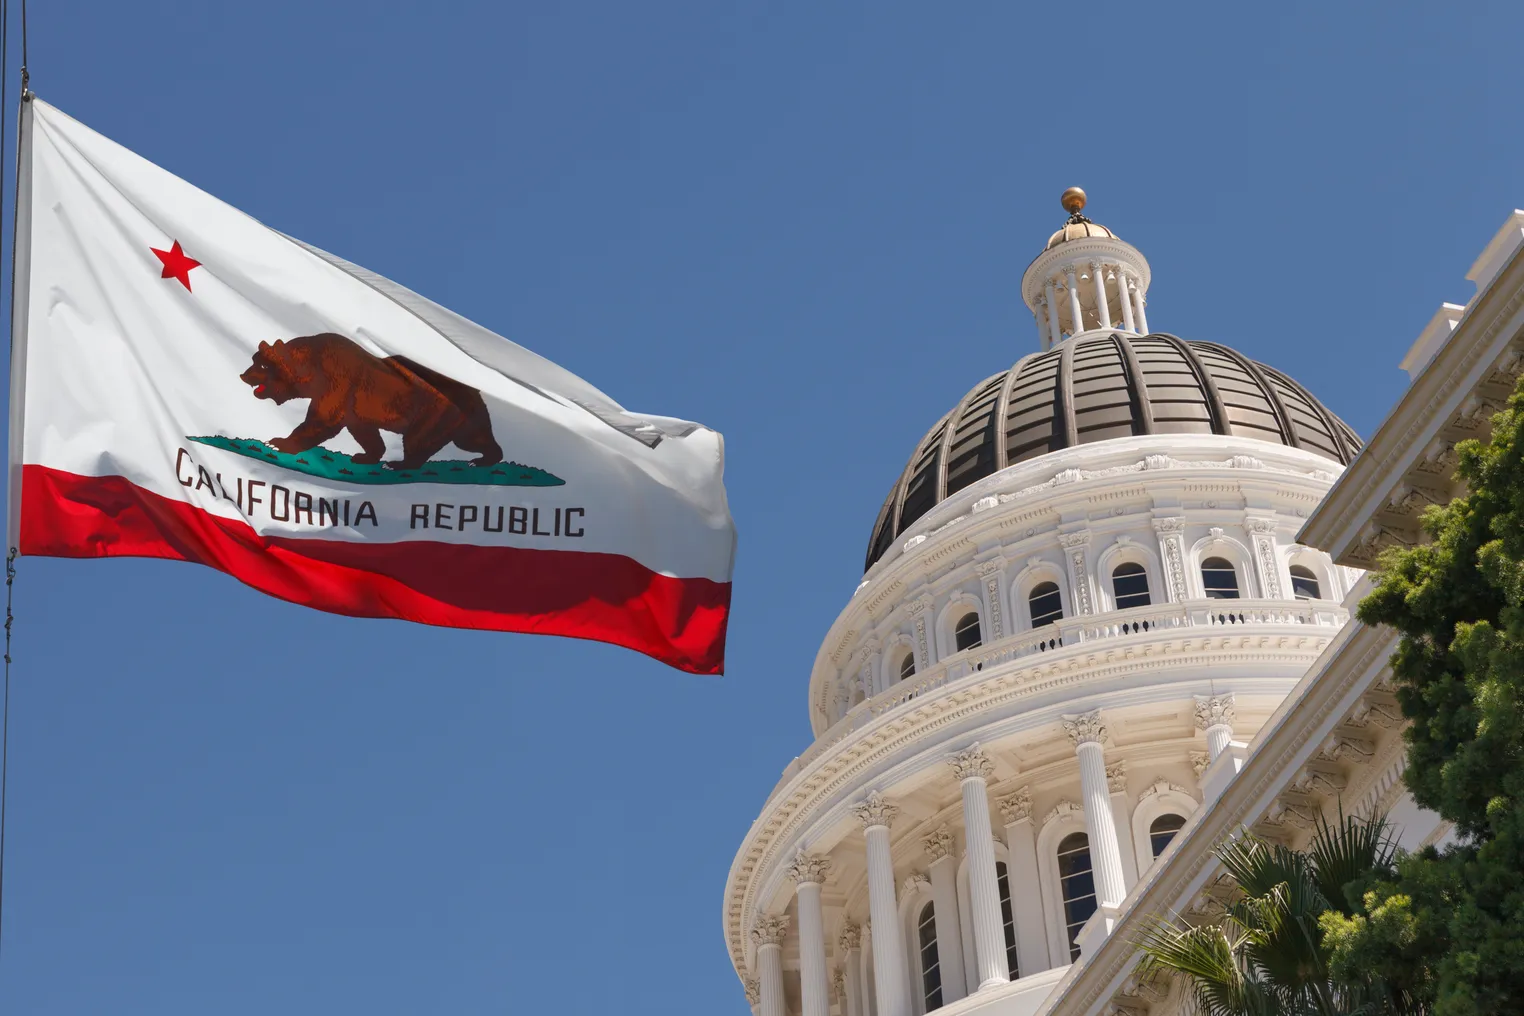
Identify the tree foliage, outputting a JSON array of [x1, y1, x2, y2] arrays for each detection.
[[1328, 383, 1524, 1014], [1138, 813, 1396, 1016]]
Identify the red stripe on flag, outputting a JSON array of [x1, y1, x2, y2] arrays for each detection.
[[19, 464, 730, 674]]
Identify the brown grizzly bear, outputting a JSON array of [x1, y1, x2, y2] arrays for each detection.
[[239, 333, 503, 471]]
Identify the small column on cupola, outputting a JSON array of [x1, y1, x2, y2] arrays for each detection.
[[1021, 187, 1154, 350]]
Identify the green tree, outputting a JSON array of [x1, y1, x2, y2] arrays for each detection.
[[1323, 381, 1524, 1015], [1138, 813, 1396, 1016]]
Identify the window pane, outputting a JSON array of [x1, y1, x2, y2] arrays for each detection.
[[997, 861, 1020, 979], [1150, 813, 1187, 858], [1057, 833, 1097, 960], [1111, 562, 1151, 609], [954, 611, 983, 653], [899, 652, 916, 681], [918, 901, 942, 1010], [1289, 565, 1321, 600], [1029, 582, 1064, 627], [1201, 557, 1240, 599]]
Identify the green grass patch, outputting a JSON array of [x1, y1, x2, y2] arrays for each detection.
[[187, 436, 565, 487]]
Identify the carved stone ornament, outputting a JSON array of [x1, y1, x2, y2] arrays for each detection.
[[1266, 797, 1318, 830], [1194, 693, 1236, 731], [1142, 778, 1189, 798], [1209, 526, 1225, 538], [1293, 765, 1348, 797], [1045, 799, 1083, 826], [1151, 515, 1185, 533], [1321, 733, 1376, 764], [838, 921, 862, 952], [1062, 709, 1107, 746], [948, 743, 995, 782], [1350, 696, 1403, 729], [902, 871, 931, 896], [744, 978, 761, 1006], [975, 557, 1004, 577], [923, 825, 956, 863], [751, 913, 790, 948], [1244, 516, 1278, 534], [853, 791, 899, 829], [1106, 760, 1128, 794], [833, 970, 846, 998], [997, 787, 1033, 824], [787, 851, 832, 887], [1190, 750, 1211, 776], [1057, 530, 1091, 549]]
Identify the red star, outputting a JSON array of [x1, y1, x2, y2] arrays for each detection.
[[151, 240, 201, 291]]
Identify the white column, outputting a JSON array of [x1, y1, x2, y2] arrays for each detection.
[[1106, 761, 1140, 891], [1116, 270, 1136, 332], [752, 915, 790, 1016], [1061, 712, 1127, 908], [998, 789, 1051, 977], [922, 827, 968, 1002], [840, 924, 864, 1016], [744, 979, 761, 1016], [854, 792, 911, 1016], [1033, 298, 1049, 348], [789, 853, 833, 1016], [1090, 261, 1112, 329], [1195, 694, 1236, 760], [1132, 284, 1149, 334], [1065, 268, 1083, 335], [1044, 282, 1063, 347], [948, 745, 1010, 989]]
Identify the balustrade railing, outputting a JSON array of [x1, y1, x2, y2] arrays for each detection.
[[773, 599, 1348, 789]]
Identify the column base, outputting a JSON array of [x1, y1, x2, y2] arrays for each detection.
[[977, 976, 1012, 992]]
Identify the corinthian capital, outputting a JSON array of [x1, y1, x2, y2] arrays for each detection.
[[997, 787, 1033, 824], [947, 743, 995, 782], [923, 825, 955, 863], [902, 871, 931, 896], [786, 851, 832, 887], [751, 913, 790, 948], [743, 979, 761, 1005], [1194, 693, 1236, 731], [852, 791, 899, 830], [1062, 709, 1107, 746], [1106, 760, 1127, 793], [838, 921, 862, 952]]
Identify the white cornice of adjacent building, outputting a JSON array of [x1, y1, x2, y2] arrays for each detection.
[[1299, 210, 1524, 566]]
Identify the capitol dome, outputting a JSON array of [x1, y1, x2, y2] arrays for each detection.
[[864, 334, 1361, 568], [723, 190, 1363, 1016]]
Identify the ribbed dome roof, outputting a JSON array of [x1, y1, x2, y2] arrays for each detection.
[[1046, 219, 1116, 248], [863, 332, 1361, 571]]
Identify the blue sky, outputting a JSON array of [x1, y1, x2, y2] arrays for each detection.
[[2, 2, 1523, 1014]]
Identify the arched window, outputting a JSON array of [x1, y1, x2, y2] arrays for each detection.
[[996, 861, 1020, 979], [917, 900, 942, 1010], [954, 611, 983, 653], [899, 651, 916, 682], [1057, 832, 1097, 960], [1201, 557, 1240, 599], [1289, 564, 1321, 600], [1029, 582, 1064, 627], [1149, 813, 1187, 858], [1111, 562, 1151, 609]]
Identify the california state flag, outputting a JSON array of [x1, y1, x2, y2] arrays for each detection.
[[6, 98, 736, 674]]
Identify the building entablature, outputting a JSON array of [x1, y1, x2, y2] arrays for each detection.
[[1301, 209, 1524, 567]]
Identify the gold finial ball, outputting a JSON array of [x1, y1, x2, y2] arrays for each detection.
[[1060, 187, 1087, 215]]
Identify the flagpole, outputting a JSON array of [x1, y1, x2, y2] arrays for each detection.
[[0, 0, 30, 959]]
